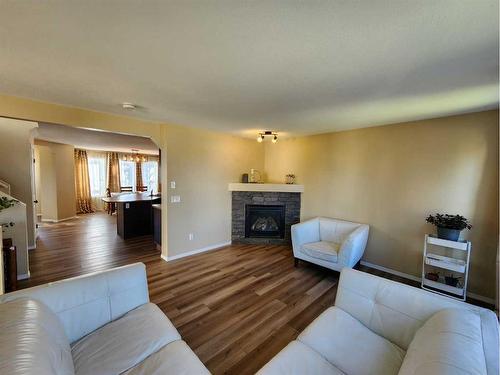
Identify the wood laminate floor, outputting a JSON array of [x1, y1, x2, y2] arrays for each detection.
[[20, 213, 337, 374], [18, 212, 493, 374]]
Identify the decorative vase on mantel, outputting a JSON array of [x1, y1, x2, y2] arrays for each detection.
[[285, 174, 295, 184], [249, 169, 261, 183]]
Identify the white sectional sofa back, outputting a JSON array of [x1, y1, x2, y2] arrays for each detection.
[[258, 268, 499, 375], [0, 263, 149, 344], [336, 269, 499, 373], [336, 268, 493, 348]]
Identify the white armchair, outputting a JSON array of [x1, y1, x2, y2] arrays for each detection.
[[291, 217, 369, 271]]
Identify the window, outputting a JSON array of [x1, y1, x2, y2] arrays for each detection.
[[88, 154, 107, 197], [119, 160, 136, 190], [142, 161, 159, 193]]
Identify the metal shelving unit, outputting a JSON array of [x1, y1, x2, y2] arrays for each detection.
[[421, 234, 471, 301]]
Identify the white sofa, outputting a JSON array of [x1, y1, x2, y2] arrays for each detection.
[[258, 268, 499, 375], [0, 263, 209, 375], [292, 217, 369, 271]]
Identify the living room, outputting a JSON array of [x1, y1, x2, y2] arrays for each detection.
[[0, 1, 498, 375]]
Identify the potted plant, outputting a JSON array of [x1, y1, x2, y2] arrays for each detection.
[[425, 213, 472, 241], [0, 196, 16, 213]]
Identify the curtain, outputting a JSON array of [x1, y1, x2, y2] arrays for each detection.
[[74, 149, 94, 214], [107, 152, 121, 192], [136, 160, 143, 189], [87, 151, 107, 211]]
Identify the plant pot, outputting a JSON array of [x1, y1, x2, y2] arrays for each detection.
[[445, 276, 459, 287], [436, 227, 461, 241]]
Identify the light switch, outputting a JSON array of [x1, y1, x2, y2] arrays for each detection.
[[170, 195, 181, 203], [170, 181, 176, 189]]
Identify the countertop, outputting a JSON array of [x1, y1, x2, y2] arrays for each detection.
[[102, 192, 161, 203]]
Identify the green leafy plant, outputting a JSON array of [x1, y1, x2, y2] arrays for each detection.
[[426, 213, 472, 230], [0, 196, 17, 213]]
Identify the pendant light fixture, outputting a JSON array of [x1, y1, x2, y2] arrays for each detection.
[[122, 149, 146, 162]]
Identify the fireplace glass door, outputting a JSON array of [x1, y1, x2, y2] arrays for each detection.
[[245, 204, 285, 239]]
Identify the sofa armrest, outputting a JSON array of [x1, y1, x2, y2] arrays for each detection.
[[291, 218, 320, 257], [338, 224, 369, 267]]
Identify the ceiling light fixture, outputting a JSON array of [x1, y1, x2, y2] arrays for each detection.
[[257, 131, 278, 143], [122, 102, 137, 110], [122, 149, 146, 162]]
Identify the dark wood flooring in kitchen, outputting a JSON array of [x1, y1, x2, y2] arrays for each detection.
[[18, 212, 493, 374]]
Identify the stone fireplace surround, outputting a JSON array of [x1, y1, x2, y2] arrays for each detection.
[[231, 189, 301, 244]]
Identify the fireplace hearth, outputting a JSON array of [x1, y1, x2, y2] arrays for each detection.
[[245, 205, 285, 239]]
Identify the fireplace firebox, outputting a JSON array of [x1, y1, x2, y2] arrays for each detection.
[[245, 204, 285, 239]]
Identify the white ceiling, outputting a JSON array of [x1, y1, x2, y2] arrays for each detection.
[[0, 1, 498, 137], [35, 123, 159, 155]]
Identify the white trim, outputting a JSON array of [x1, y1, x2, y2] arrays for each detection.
[[360, 260, 421, 282], [161, 241, 231, 262], [228, 183, 304, 193], [41, 216, 78, 223], [28, 245, 36, 250], [17, 271, 30, 281], [360, 260, 495, 305], [467, 292, 496, 305]]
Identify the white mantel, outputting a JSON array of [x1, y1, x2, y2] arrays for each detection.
[[228, 183, 304, 193]]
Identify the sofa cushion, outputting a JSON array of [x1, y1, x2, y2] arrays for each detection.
[[398, 309, 488, 375], [257, 340, 345, 375], [298, 306, 405, 375], [0, 298, 75, 375], [71, 303, 181, 375], [301, 241, 339, 262], [123, 340, 210, 375]]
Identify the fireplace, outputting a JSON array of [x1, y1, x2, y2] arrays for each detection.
[[245, 204, 285, 239], [231, 190, 300, 244]]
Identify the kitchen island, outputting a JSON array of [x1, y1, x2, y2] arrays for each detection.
[[102, 193, 161, 239]]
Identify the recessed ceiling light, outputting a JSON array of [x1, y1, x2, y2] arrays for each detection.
[[122, 102, 136, 110]]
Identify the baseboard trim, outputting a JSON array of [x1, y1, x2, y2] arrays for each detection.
[[161, 241, 231, 262], [17, 271, 30, 281], [41, 216, 78, 223], [360, 260, 421, 282], [360, 260, 495, 305]]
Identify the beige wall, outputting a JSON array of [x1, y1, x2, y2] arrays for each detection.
[[0, 117, 38, 248], [54, 144, 76, 220], [1, 94, 497, 300], [35, 141, 76, 221], [0, 94, 264, 261], [162, 125, 264, 258], [265, 110, 499, 299], [0, 94, 161, 144]]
